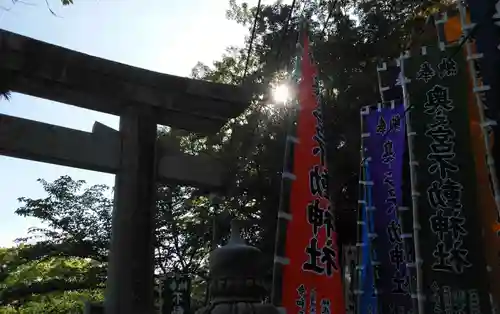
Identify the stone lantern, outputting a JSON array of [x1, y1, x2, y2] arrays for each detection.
[[196, 220, 280, 314]]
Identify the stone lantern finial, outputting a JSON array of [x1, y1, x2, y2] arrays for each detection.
[[196, 218, 279, 314]]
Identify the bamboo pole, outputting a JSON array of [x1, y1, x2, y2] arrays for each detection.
[[399, 52, 425, 314], [270, 45, 302, 309], [357, 105, 379, 314], [355, 153, 368, 314]]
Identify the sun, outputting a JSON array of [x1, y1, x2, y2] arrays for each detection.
[[272, 84, 290, 104]]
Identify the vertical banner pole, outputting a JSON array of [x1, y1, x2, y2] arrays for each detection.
[[355, 159, 366, 314], [376, 63, 387, 103], [343, 244, 357, 314], [271, 47, 301, 309], [356, 162, 375, 314], [357, 107, 378, 314], [399, 52, 425, 314]]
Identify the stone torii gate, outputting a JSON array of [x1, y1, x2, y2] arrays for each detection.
[[0, 30, 251, 313]]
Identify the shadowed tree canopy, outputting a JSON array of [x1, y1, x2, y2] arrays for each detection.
[[0, 0, 454, 310], [192, 0, 454, 245]]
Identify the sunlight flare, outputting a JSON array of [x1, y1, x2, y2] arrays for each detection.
[[272, 84, 291, 104]]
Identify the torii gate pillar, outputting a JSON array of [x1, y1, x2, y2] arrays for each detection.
[[105, 106, 158, 314], [0, 29, 254, 314]]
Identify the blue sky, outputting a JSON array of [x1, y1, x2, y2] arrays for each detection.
[[0, 0, 274, 247]]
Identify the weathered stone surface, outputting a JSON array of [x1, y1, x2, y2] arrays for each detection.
[[0, 114, 225, 189], [0, 29, 252, 134], [0, 114, 119, 172], [157, 153, 224, 188], [105, 106, 157, 314]]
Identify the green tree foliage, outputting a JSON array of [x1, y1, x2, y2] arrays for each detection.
[[0, 130, 223, 310], [0, 246, 103, 312], [0, 0, 455, 310], [193, 0, 454, 245]]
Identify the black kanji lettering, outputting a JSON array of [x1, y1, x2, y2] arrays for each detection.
[[449, 211, 468, 240], [377, 116, 387, 134], [321, 239, 339, 276], [297, 284, 306, 295], [296, 299, 306, 307], [427, 154, 459, 180], [312, 109, 324, 127], [452, 289, 467, 314], [430, 209, 450, 241], [391, 270, 408, 294], [442, 286, 452, 314], [432, 242, 453, 272], [424, 85, 454, 115], [389, 243, 405, 269], [468, 290, 481, 314], [312, 127, 326, 166], [437, 57, 458, 78], [416, 61, 436, 83], [447, 239, 472, 274], [426, 116, 455, 143], [307, 200, 325, 236], [387, 220, 402, 243], [386, 201, 397, 215], [426, 126, 456, 158], [309, 165, 329, 198], [303, 237, 324, 274], [427, 179, 463, 210], [382, 140, 396, 164], [324, 209, 335, 239], [390, 114, 401, 132], [320, 299, 331, 314], [383, 171, 394, 187], [386, 188, 397, 214], [426, 114, 459, 179]]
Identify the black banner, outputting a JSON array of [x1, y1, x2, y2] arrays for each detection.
[[161, 274, 191, 314], [377, 60, 403, 103], [403, 46, 491, 314]]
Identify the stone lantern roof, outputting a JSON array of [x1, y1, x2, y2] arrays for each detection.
[[196, 220, 279, 314], [209, 220, 265, 303]]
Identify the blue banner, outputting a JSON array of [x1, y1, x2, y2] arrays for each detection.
[[358, 161, 378, 314], [364, 104, 412, 314]]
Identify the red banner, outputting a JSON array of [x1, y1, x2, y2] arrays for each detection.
[[281, 33, 345, 314]]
